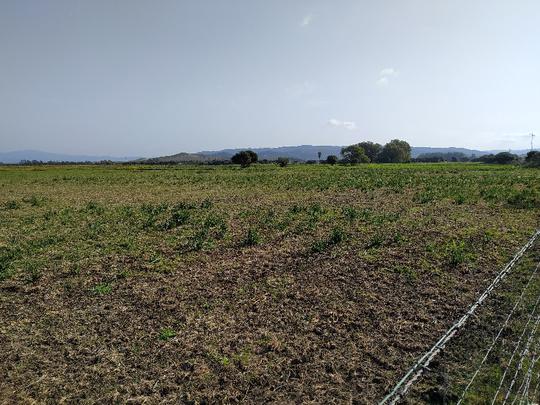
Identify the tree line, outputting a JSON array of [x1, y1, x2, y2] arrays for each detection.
[[6, 145, 539, 168]]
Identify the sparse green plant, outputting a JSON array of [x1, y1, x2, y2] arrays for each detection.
[[367, 234, 384, 249], [329, 227, 346, 245], [200, 198, 213, 209], [159, 328, 176, 341], [85, 200, 104, 214], [92, 283, 112, 295], [454, 194, 466, 204], [444, 240, 475, 267], [342, 206, 359, 222], [311, 227, 347, 253], [161, 208, 190, 230], [23, 260, 42, 283], [4, 200, 20, 210], [242, 228, 261, 247], [23, 195, 45, 207], [507, 188, 539, 209]]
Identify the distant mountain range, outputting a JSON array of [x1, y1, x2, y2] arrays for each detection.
[[0, 146, 532, 164], [0, 150, 140, 164]]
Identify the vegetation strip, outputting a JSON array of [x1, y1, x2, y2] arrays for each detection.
[[379, 229, 540, 405]]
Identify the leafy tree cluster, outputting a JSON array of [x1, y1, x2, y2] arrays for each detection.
[[326, 155, 338, 165], [414, 152, 470, 163], [276, 157, 289, 167], [473, 152, 519, 165], [340, 140, 411, 163], [524, 151, 540, 167], [231, 150, 258, 167]]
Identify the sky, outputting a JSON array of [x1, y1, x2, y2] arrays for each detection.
[[1, 0, 539, 157]]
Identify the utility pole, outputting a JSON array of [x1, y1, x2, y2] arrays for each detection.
[[531, 133, 536, 151]]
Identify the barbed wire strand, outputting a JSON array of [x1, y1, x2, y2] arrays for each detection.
[[503, 315, 540, 404], [509, 326, 540, 405], [514, 331, 540, 404], [517, 351, 539, 405], [456, 261, 540, 404], [530, 370, 540, 403], [490, 294, 540, 405], [379, 230, 540, 405]]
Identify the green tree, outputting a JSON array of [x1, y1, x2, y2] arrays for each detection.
[[493, 152, 518, 164], [326, 155, 338, 165], [357, 142, 382, 162], [525, 151, 540, 167], [231, 150, 258, 167], [377, 139, 411, 163], [276, 157, 289, 167], [246, 150, 258, 163], [341, 145, 370, 163]]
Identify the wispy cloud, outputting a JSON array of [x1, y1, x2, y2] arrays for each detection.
[[328, 119, 357, 130], [300, 14, 312, 27], [377, 67, 398, 86]]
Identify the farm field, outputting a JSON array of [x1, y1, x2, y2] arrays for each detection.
[[0, 163, 539, 403]]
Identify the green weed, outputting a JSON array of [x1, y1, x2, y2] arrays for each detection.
[[159, 328, 176, 341]]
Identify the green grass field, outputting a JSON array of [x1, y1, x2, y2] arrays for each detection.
[[0, 163, 539, 402]]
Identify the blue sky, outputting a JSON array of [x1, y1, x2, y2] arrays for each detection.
[[1, 0, 539, 156]]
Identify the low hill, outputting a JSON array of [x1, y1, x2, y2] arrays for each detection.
[[200, 145, 343, 161], [0, 150, 139, 164], [141, 152, 229, 164]]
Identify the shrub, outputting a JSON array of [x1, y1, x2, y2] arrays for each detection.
[[326, 155, 338, 165], [276, 157, 289, 167]]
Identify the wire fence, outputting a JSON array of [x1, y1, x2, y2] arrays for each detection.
[[379, 229, 540, 405]]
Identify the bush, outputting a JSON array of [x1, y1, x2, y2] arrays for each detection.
[[276, 157, 289, 167], [326, 155, 338, 165], [475, 152, 519, 164]]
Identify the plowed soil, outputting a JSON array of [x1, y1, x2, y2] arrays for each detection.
[[0, 163, 539, 403]]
